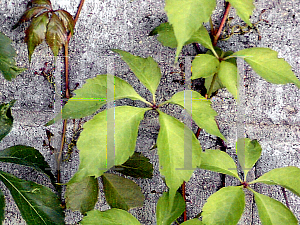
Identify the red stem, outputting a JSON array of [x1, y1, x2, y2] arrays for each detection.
[[67, 0, 85, 42], [182, 181, 187, 221], [56, 0, 85, 187], [213, 2, 231, 46]]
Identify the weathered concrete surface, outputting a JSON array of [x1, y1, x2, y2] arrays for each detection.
[[0, 0, 300, 224]]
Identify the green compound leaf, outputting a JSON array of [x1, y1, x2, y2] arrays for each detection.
[[226, 0, 255, 26], [46, 74, 148, 126], [31, 0, 52, 6], [80, 209, 141, 225], [233, 48, 300, 88], [25, 12, 49, 62], [164, 90, 225, 140], [0, 145, 56, 186], [181, 219, 203, 225], [250, 189, 298, 225], [113, 50, 161, 96], [0, 33, 26, 81], [236, 138, 262, 180], [0, 100, 16, 142], [250, 167, 300, 197], [69, 106, 149, 183], [192, 54, 220, 79], [0, 189, 4, 224], [199, 149, 240, 180], [45, 13, 67, 57], [112, 152, 153, 179], [102, 173, 144, 211], [56, 10, 75, 35], [0, 171, 64, 225], [65, 176, 99, 214], [157, 110, 201, 200], [164, 0, 216, 60], [150, 23, 214, 51], [202, 186, 245, 225], [156, 191, 185, 225], [218, 60, 238, 99]]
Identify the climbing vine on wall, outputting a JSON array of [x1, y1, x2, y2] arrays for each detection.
[[0, 0, 300, 224]]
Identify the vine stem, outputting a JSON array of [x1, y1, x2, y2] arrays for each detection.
[[56, 0, 85, 189], [189, 2, 232, 216], [194, 1, 232, 137], [281, 187, 290, 209], [213, 2, 231, 46], [182, 181, 187, 221]]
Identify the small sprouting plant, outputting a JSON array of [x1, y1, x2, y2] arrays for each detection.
[[14, 0, 75, 61]]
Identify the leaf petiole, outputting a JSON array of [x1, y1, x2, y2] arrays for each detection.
[[207, 73, 218, 98], [223, 55, 251, 61], [211, 48, 220, 59]]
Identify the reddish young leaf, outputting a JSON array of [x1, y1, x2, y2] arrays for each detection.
[[17, 6, 48, 24], [56, 10, 75, 35], [46, 13, 67, 57], [25, 11, 49, 62], [31, 0, 52, 7]]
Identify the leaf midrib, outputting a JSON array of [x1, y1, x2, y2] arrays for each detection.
[[0, 172, 47, 224]]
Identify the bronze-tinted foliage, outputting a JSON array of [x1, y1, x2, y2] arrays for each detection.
[[15, 0, 75, 62]]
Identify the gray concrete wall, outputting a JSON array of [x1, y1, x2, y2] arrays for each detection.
[[0, 0, 300, 224]]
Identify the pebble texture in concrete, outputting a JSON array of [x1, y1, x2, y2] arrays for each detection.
[[0, 0, 300, 224]]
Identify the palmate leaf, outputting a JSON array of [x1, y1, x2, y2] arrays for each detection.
[[0, 33, 26, 81], [250, 167, 300, 197], [25, 11, 49, 62], [18, 1, 75, 61], [0, 145, 56, 186], [65, 176, 99, 214], [164, 0, 216, 59], [113, 50, 161, 96], [69, 106, 149, 183], [150, 23, 214, 51], [46, 13, 67, 57], [233, 48, 300, 88], [157, 110, 202, 200], [164, 90, 225, 140], [112, 152, 153, 179], [226, 0, 255, 26], [236, 138, 262, 180], [203, 48, 237, 97], [191, 54, 220, 79], [201, 186, 245, 225], [56, 10, 75, 35], [80, 209, 141, 225], [156, 191, 185, 225], [0, 189, 4, 224], [199, 149, 240, 180], [250, 189, 298, 225], [102, 173, 144, 211], [0, 171, 64, 225], [46, 74, 148, 126], [0, 100, 15, 142]]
